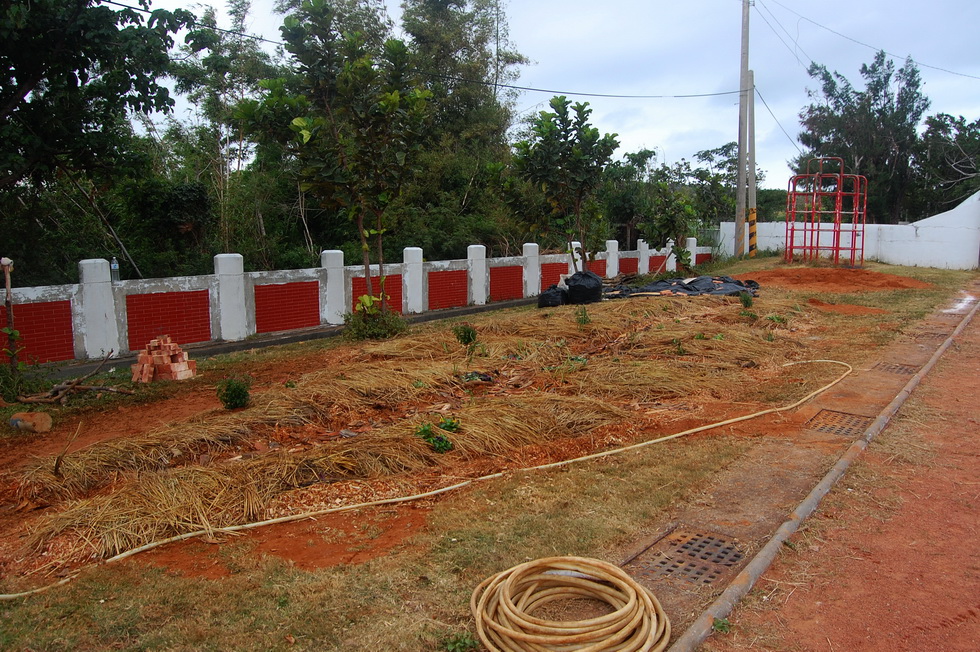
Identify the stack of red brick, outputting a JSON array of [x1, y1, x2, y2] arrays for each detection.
[[130, 335, 197, 383]]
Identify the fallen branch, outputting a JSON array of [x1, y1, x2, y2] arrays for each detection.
[[17, 351, 124, 404]]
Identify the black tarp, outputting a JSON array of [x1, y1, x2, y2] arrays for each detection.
[[605, 275, 759, 299]]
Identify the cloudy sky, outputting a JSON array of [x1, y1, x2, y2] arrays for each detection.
[[151, 0, 980, 189]]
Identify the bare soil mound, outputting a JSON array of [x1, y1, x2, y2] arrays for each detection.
[[735, 267, 932, 293]]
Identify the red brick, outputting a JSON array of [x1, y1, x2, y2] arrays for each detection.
[[127, 291, 210, 352], [0, 300, 74, 363], [490, 266, 523, 302], [352, 275, 403, 313], [428, 270, 468, 310], [541, 263, 568, 291], [254, 281, 320, 333], [620, 258, 639, 275]]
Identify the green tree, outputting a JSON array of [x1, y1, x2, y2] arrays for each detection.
[[796, 51, 930, 223], [600, 149, 658, 249], [282, 0, 431, 305], [0, 0, 193, 191], [169, 0, 285, 256], [392, 0, 527, 260], [513, 96, 619, 271], [916, 113, 980, 213]]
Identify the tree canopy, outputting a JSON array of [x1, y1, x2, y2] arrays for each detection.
[[0, 0, 193, 190]]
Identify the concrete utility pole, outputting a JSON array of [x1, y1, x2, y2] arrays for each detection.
[[748, 69, 758, 257], [734, 0, 751, 257]]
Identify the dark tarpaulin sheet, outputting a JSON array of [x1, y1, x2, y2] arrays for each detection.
[[605, 275, 759, 298]]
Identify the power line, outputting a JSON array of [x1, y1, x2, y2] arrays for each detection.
[[765, 0, 980, 81], [754, 0, 814, 70], [755, 86, 803, 156]]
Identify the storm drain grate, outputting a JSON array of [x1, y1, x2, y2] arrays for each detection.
[[625, 530, 744, 586], [805, 409, 874, 437], [874, 362, 918, 375]]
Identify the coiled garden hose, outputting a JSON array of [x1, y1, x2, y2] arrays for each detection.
[[471, 556, 670, 652]]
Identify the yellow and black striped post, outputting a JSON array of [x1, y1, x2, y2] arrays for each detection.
[[748, 207, 757, 258]]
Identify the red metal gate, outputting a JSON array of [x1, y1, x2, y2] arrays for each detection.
[[785, 158, 868, 266]]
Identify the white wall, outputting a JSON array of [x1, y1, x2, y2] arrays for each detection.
[[719, 189, 980, 270]]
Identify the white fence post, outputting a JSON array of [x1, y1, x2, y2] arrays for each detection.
[[666, 239, 677, 273], [570, 241, 583, 274], [467, 244, 487, 305], [214, 253, 250, 341], [638, 239, 650, 275], [403, 247, 424, 314], [78, 259, 121, 358], [605, 240, 619, 278], [522, 243, 540, 297], [685, 237, 698, 269], [320, 250, 346, 325]]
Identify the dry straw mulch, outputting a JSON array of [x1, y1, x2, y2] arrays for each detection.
[[22, 295, 828, 559]]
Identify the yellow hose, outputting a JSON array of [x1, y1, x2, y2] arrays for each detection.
[[471, 556, 670, 651]]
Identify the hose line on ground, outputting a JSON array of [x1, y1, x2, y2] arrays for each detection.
[[0, 360, 851, 601], [471, 556, 671, 652]]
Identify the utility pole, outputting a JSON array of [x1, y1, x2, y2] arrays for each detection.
[[734, 0, 751, 257], [748, 69, 758, 258]]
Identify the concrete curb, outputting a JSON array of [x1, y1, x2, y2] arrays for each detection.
[[667, 294, 980, 651]]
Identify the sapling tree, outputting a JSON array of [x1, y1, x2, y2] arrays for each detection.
[[514, 96, 619, 271], [282, 0, 431, 309]]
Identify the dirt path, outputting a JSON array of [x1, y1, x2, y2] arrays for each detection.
[[703, 307, 980, 651]]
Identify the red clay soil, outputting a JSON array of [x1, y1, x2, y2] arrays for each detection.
[[706, 310, 980, 651], [806, 298, 890, 315], [735, 267, 932, 293], [0, 266, 963, 597]]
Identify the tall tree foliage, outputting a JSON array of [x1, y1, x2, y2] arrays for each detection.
[[916, 114, 980, 211], [514, 96, 619, 270], [281, 0, 431, 303], [796, 51, 930, 223], [394, 0, 527, 260], [0, 0, 192, 191]]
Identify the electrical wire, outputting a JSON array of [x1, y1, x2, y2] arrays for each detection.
[[764, 0, 980, 81], [755, 87, 805, 156], [0, 360, 851, 602]]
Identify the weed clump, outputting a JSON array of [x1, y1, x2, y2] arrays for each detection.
[[216, 376, 251, 409], [344, 307, 407, 340]]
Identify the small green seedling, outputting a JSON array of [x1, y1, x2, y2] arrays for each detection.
[[738, 291, 754, 308], [438, 416, 461, 432], [766, 314, 787, 324], [452, 322, 478, 346], [575, 305, 591, 326], [712, 617, 732, 634], [217, 376, 251, 409], [442, 631, 479, 651], [739, 309, 758, 320], [694, 332, 706, 340]]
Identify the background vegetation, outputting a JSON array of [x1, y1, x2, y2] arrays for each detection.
[[2, 0, 977, 286]]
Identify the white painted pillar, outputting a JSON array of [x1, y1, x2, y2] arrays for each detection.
[[666, 239, 677, 273], [403, 247, 424, 314], [467, 244, 487, 305], [604, 240, 619, 278], [570, 241, 583, 274], [320, 250, 346, 325], [214, 253, 249, 341], [638, 239, 650, 275], [522, 243, 540, 297], [685, 237, 698, 270], [78, 259, 121, 358]]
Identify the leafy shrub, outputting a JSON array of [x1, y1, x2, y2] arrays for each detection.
[[216, 375, 251, 409], [0, 362, 52, 403], [343, 305, 407, 341], [452, 323, 478, 346], [415, 421, 454, 453]]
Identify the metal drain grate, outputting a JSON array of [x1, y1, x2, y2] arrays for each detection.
[[625, 530, 744, 586], [805, 409, 874, 437], [874, 362, 918, 375]]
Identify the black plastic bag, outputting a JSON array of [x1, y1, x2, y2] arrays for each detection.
[[565, 270, 603, 304], [538, 284, 567, 308]]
